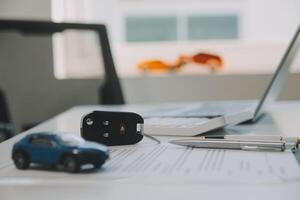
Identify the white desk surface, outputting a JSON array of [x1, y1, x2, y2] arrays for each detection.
[[1, 102, 300, 200]]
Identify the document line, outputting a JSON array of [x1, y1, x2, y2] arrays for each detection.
[[99, 143, 300, 182]]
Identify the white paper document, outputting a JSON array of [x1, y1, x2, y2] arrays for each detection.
[[101, 142, 300, 182], [1, 142, 300, 183]]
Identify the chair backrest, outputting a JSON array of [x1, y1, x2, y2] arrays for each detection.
[[0, 88, 11, 124], [0, 88, 13, 141], [0, 19, 125, 105]]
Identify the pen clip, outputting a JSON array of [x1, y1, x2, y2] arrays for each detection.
[[241, 145, 284, 152]]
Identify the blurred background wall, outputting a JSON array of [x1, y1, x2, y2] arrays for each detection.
[[0, 0, 100, 132], [0, 0, 299, 132]]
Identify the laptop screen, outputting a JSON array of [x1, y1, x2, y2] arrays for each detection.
[[253, 25, 300, 121]]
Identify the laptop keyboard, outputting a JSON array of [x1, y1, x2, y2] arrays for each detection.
[[142, 101, 256, 118], [145, 117, 210, 129]]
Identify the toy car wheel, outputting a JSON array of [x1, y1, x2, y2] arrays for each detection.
[[94, 161, 104, 169], [63, 156, 79, 173], [13, 151, 30, 169]]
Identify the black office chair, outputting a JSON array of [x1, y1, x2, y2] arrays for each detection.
[[0, 88, 14, 142], [0, 19, 125, 105], [0, 20, 125, 141]]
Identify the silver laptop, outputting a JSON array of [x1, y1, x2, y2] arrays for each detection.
[[143, 25, 300, 123]]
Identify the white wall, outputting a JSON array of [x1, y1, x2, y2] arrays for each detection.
[[0, 0, 50, 20], [85, 0, 300, 44], [122, 73, 300, 104], [242, 0, 300, 43]]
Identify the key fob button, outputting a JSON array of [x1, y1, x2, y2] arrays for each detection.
[[120, 123, 126, 135], [103, 133, 109, 138], [86, 118, 93, 125]]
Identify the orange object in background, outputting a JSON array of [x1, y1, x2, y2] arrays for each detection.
[[137, 59, 184, 72], [137, 60, 173, 71], [190, 53, 223, 71], [137, 52, 223, 73]]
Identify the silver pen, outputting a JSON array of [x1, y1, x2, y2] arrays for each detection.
[[198, 135, 300, 144], [169, 139, 298, 152]]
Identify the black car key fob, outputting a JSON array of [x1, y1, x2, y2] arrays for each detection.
[[81, 111, 144, 146]]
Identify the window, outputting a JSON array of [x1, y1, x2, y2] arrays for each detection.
[[30, 137, 53, 147], [51, 0, 105, 79], [125, 15, 238, 42], [125, 16, 177, 42], [52, 30, 105, 79], [188, 15, 238, 40]]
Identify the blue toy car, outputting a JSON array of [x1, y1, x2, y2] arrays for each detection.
[[12, 132, 109, 173]]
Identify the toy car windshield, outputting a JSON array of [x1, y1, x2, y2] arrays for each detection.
[[57, 134, 85, 146]]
